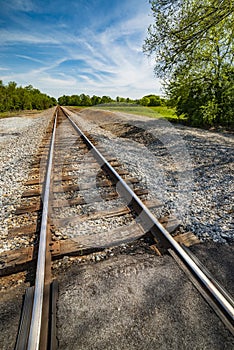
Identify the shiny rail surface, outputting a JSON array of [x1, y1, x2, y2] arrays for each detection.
[[27, 111, 57, 350], [62, 106, 234, 335]]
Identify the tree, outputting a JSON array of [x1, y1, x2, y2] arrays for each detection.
[[58, 95, 70, 105], [0, 81, 56, 112], [100, 96, 113, 104], [140, 97, 150, 106], [146, 94, 162, 106], [91, 95, 101, 105], [70, 95, 81, 106], [143, 0, 234, 127], [0, 80, 6, 111], [144, 0, 234, 76], [80, 93, 92, 106]]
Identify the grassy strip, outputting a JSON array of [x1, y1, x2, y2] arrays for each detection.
[[0, 110, 43, 119], [66, 106, 88, 110], [0, 111, 22, 119], [148, 106, 177, 118], [92, 104, 162, 117], [64, 104, 189, 124], [92, 104, 187, 122]]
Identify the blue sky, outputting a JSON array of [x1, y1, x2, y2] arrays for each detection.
[[0, 0, 161, 99]]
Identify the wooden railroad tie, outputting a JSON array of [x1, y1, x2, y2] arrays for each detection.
[[0, 211, 200, 277]]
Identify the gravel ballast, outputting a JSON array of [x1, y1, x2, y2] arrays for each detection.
[[0, 108, 55, 253], [2, 107, 231, 246], [66, 108, 234, 244]]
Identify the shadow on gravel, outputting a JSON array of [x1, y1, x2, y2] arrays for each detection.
[[190, 242, 234, 294]]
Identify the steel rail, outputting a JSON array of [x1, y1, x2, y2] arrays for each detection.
[[61, 106, 234, 334], [27, 111, 58, 350]]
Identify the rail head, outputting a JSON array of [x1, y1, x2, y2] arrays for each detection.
[[27, 111, 58, 350]]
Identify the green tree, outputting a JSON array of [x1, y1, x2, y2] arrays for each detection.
[[91, 95, 101, 105], [100, 96, 113, 104], [140, 97, 150, 106], [58, 95, 70, 105], [69, 95, 81, 106], [0, 81, 56, 112], [144, 0, 234, 127], [80, 93, 92, 106], [0, 80, 6, 111], [144, 0, 234, 76], [145, 94, 162, 106], [167, 19, 234, 126]]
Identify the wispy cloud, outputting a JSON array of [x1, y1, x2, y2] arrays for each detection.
[[0, 0, 161, 98], [3, 0, 36, 12], [0, 29, 59, 45], [16, 55, 45, 64]]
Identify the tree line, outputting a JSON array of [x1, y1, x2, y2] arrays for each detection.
[[58, 94, 113, 106], [143, 0, 234, 128], [0, 80, 165, 112], [0, 81, 57, 112], [58, 93, 165, 107]]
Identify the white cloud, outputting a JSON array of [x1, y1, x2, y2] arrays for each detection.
[[16, 55, 44, 64], [0, 29, 59, 45], [60, 17, 161, 98], [5, 0, 36, 12], [0, 3, 161, 99]]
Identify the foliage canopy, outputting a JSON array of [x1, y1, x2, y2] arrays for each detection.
[[57, 94, 165, 107], [0, 81, 57, 112], [144, 0, 234, 127]]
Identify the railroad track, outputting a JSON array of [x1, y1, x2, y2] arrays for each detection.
[[0, 106, 233, 349]]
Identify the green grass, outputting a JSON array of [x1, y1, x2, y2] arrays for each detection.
[[0, 109, 43, 119], [65, 104, 188, 123], [0, 111, 21, 119], [92, 104, 186, 121], [94, 104, 158, 117], [148, 106, 177, 118], [66, 106, 88, 110]]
